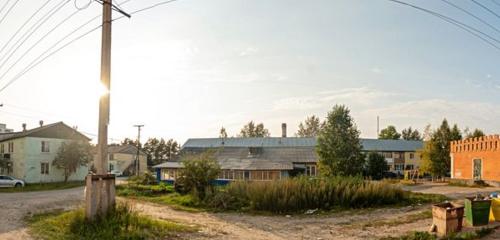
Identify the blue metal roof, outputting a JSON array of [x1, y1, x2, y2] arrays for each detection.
[[182, 137, 423, 152]]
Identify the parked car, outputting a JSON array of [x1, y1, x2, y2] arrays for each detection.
[[382, 171, 399, 179], [0, 175, 25, 188], [110, 170, 123, 176]]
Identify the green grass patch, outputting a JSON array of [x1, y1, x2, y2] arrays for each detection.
[[0, 181, 84, 193], [27, 204, 197, 240], [381, 227, 496, 240]]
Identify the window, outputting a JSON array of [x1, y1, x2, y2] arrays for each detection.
[[41, 141, 50, 152], [382, 152, 392, 158], [306, 165, 317, 176], [244, 171, 250, 180], [395, 164, 404, 171], [7, 142, 13, 153], [405, 164, 414, 170], [109, 164, 114, 171], [41, 163, 49, 175], [409, 153, 415, 159]]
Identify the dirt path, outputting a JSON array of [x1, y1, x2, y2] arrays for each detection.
[[0, 187, 84, 240], [124, 197, 437, 240], [402, 182, 500, 199]]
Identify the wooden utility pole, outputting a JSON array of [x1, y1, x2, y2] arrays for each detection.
[[133, 124, 144, 176], [86, 0, 129, 220]]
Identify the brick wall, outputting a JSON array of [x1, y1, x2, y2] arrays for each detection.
[[451, 135, 500, 181]]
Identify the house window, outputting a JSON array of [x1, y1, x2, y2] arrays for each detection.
[[109, 164, 114, 171], [41, 141, 50, 152], [41, 162, 49, 175], [244, 171, 250, 180], [306, 165, 317, 176], [395, 164, 404, 171], [382, 152, 392, 158], [409, 153, 414, 159], [7, 142, 13, 153], [405, 164, 414, 170]]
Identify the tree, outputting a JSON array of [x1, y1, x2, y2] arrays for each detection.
[[418, 140, 434, 175], [378, 125, 401, 140], [52, 141, 92, 182], [401, 127, 422, 140], [366, 152, 388, 180], [465, 128, 485, 139], [422, 124, 432, 141], [238, 121, 270, 137], [428, 119, 462, 178], [142, 138, 180, 166], [316, 104, 365, 176], [121, 137, 140, 147], [296, 115, 323, 137], [219, 127, 228, 138], [177, 151, 221, 200]]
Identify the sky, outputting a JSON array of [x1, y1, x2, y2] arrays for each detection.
[[0, 0, 499, 144]]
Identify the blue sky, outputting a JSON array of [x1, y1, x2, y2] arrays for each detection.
[[0, 0, 499, 143]]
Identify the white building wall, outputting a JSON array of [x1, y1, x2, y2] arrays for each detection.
[[23, 137, 89, 183]]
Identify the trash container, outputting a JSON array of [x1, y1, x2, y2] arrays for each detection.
[[465, 197, 491, 226], [432, 202, 465, 237], [490, 198, 500, 222]]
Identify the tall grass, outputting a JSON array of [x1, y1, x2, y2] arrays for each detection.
[[206, 176, 406, 213], [27, 204, 196, 240]]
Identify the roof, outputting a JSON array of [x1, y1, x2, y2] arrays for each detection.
[[108, 145, 147, 156], [182, 137, 423, 152], [0, 122, 90, 142], [183, 137, 316, 148]]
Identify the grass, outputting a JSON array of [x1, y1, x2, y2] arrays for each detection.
[[116, 183, 203, 212], [0, 181, 84, 192], [380, 227, 496, 240], [27, 204, 198, 240]]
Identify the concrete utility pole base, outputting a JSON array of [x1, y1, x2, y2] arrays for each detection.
[[85, 174, 116, 220]]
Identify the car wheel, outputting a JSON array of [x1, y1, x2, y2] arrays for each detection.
[[15, 183, 22, 188]]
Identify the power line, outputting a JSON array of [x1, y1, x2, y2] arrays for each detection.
[[113, 0, 179, 21], [0, 0, 53, 65], [0, 0, 181, 93], [472, 0, 500, 20], [0, 0, 12, 19], [387, 0, 500, 52], [0, 1, 87, 83], [441, 0, 500, 35], [0, 0, 19, 26], [0, 0, 70, 72]]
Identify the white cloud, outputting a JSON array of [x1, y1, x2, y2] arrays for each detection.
[[273, 87, 398, 111], [370, 67, 383, 74]]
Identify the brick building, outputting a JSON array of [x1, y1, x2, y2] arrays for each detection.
[[450, 135, 500, 185]]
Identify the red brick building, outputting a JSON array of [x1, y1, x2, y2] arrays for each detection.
[[450, 135, 500, 185]]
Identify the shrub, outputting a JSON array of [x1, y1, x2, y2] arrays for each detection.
[[117, 182, 174, 197], [128, 171, 157, 185], [205, 176, 405, 213], [366, 152, 388, 180], [177, 151, 221, 200]]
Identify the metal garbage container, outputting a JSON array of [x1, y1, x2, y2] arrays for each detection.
[[465, 197, 492, 226]]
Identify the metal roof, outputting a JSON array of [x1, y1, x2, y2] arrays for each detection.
[[0, 122, 90, 142], [182, 137, 423, 152]]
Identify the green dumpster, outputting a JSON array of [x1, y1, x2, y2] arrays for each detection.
[[465, 197, 492, 226]]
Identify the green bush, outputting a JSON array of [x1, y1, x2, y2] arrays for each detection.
[[117, 182, 174, 197], [128, 172, 157, 185], [205, 176, 406, 213]]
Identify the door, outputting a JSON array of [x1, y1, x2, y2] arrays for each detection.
[[473, 159, 482, 181]]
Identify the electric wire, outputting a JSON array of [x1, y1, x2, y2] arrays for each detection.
[[0, 0, 180, 93], [441, 0, 500, 35], [0, 1, 88, 82], [387, 0, 500, 51], [0, 0, 53, 60], [0, 0, 11, 18], [0, 0, 70, 71], [0, 0, 19, 26], [472, 0, 500, 20]]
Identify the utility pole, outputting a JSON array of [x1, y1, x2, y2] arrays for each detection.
[[86, 0, 130, 220], [133, 124, 144, 176]]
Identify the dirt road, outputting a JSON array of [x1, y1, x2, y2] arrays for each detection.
[[2, 183, 500, 239], [0, 187, 84, 240]]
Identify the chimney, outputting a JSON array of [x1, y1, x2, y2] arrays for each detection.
[[39, 120, 44, 127], [281, 123, 287, 138], [22, 123, 27, 132]]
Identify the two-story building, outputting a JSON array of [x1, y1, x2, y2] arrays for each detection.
[[0, 122, 90, 183], [154, 126, 423, 182], [107, 144, 147, 175]]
